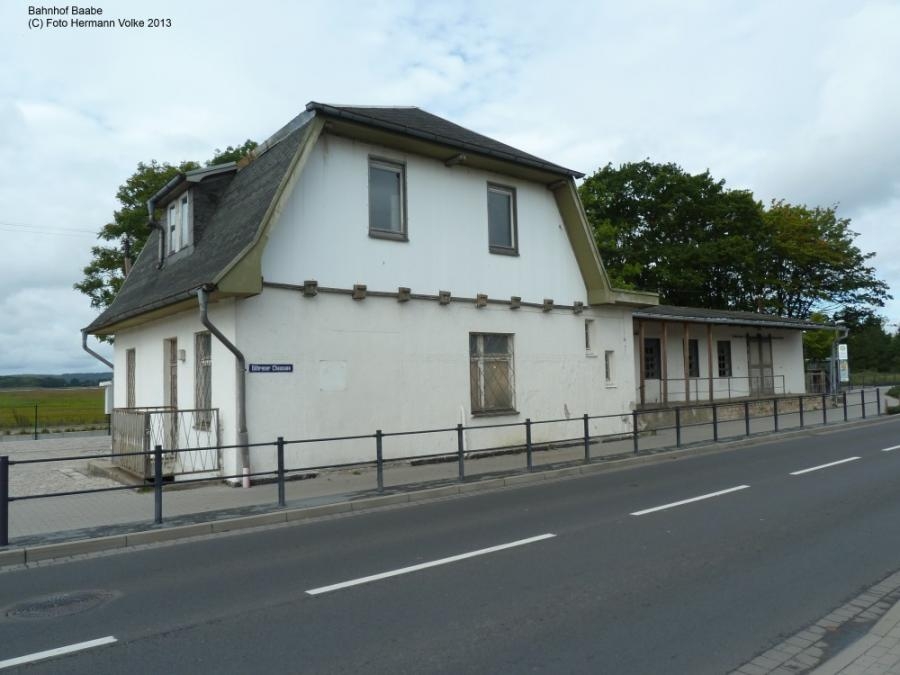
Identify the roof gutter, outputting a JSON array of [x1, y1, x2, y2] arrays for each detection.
[[197, 286, 250, 487], [81, 330, 113, 370], [632, 311, 832, 332]]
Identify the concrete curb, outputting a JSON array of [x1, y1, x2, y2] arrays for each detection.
[[3, 414, 898, 570]]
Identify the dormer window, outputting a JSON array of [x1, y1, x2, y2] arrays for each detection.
[[167, 191, 192, 254]]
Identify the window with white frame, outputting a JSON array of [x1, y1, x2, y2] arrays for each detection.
[[195, 332, 212, 429], [469, 333, 516, 414], [487, 184, 517, 254], [168, 203, 177, 254], [125, 348, 136, 408], [180, 194, 190, 248], [368, 158, 406, 238], [605, 350, 615, 385]]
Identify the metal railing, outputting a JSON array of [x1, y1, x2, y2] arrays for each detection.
[[639, 375, 786, 405], [0, 404, 109, 438], [0, 387, 887, 547], [111, 407, 220, 479]]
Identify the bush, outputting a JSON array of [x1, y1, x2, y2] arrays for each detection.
[[887, 405, 900, 415], [887, 386, 900, 399]]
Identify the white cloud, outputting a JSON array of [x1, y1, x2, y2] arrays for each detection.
[[0, 0, 898, 375]]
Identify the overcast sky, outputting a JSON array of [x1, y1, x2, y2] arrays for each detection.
[[1, 0, 898, 375]]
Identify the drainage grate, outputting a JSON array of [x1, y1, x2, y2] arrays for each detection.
[[4, 590, 117, 620]]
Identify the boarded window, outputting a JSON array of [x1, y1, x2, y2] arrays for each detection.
[[125, 348, 136, 408], [195, 332, 212, 429], [470, 333, 515, 413]]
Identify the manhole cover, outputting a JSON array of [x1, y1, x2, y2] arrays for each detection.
[[4, 590, 118, 620]]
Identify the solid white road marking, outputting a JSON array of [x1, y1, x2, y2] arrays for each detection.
[[630, 485, 751, 517], [306, 533, 557, 595], [790, 457, 861, 476], [882, 445, 900, 453], [0, 636, 117, 670]]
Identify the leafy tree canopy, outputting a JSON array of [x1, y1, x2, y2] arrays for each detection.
[[75, 140, 258, 313], [579, 161, 890, 319]]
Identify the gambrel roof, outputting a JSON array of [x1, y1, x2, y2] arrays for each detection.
[[86, 103, 648, 335]]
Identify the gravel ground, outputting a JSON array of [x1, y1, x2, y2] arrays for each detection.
[[2, 434, 119, 498]]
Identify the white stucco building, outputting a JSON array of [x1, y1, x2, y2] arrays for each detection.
[[84, 103, 827, 480]]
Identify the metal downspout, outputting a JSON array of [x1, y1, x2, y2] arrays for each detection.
[[197, 286, 250, 487], [81, 330, 113, 370]]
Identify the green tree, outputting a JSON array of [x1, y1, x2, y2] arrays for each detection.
[[75, 140, 257, 313], [578, 161, 890, 318], [803, 312, 835, 361]]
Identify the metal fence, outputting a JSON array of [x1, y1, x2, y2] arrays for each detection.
[[0, 387, 889, 547], [111, 407, 220, 479], [0, 404, 108, 438]]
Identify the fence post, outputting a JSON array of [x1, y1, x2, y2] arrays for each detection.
[[153, 444, 163, 525], [525, 419, 533, 472], [457, 423, 465, 482], [861, 389, 866, 419], [375, 430, 384, 493], [799, 396, 804, 428], [33, 404, 38, 441], [843, 390, 848, 421], [583, 414, 590, 464], [712, 404, 718, 442], [876, 388, 881, 416], [773, 398, 779, 432], [675, 407, 682, 447], [822, 393, 827, 425], [1, 456, 8, 547], [632, 410, 639, 455], [744, 400, 751, 437], [276, 436, 286, 508]]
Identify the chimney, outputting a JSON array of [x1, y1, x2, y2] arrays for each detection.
[[122, 237, 133, 277]]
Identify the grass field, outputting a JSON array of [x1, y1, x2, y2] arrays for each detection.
[[0, 388, 106, 433]]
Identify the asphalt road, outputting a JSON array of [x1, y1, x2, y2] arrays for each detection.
[[2, 416, 900, 674]]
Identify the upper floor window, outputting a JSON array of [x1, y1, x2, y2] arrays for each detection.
[[168, 203, 177, 254], [167, 192, 191, 254], [487, 183, 517, 255], [369, 158, 406, 240], [180, 195, 190, 248]]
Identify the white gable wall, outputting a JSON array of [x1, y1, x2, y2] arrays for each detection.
[[261, 133, 589, 303]]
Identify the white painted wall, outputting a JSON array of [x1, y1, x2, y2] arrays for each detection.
[[633, 322, 808, 404], [235, 289, 635, 472], [261, 133, 589, 304], [112, 301, 239, 477]]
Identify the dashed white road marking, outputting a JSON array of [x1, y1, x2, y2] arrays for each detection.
[[790, 457, 861, 476], [881, 445, 900, 453], [630, 485, 751, 517], [306, 533, 557, 595], [0, 636, 117, 670]]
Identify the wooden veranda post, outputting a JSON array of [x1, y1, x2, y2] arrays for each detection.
[[707, 323, 714, 401], [683, 322, 691, 404], [638, 319, 646, 405], [661, 321, 669, 404]]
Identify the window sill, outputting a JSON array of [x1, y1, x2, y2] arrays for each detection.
[[585, 351, 598, 358], [369, 229, 408, 242], [471, 409, 520, 417], [605, 382, 617, 389], [489, 246, 519, 257]]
